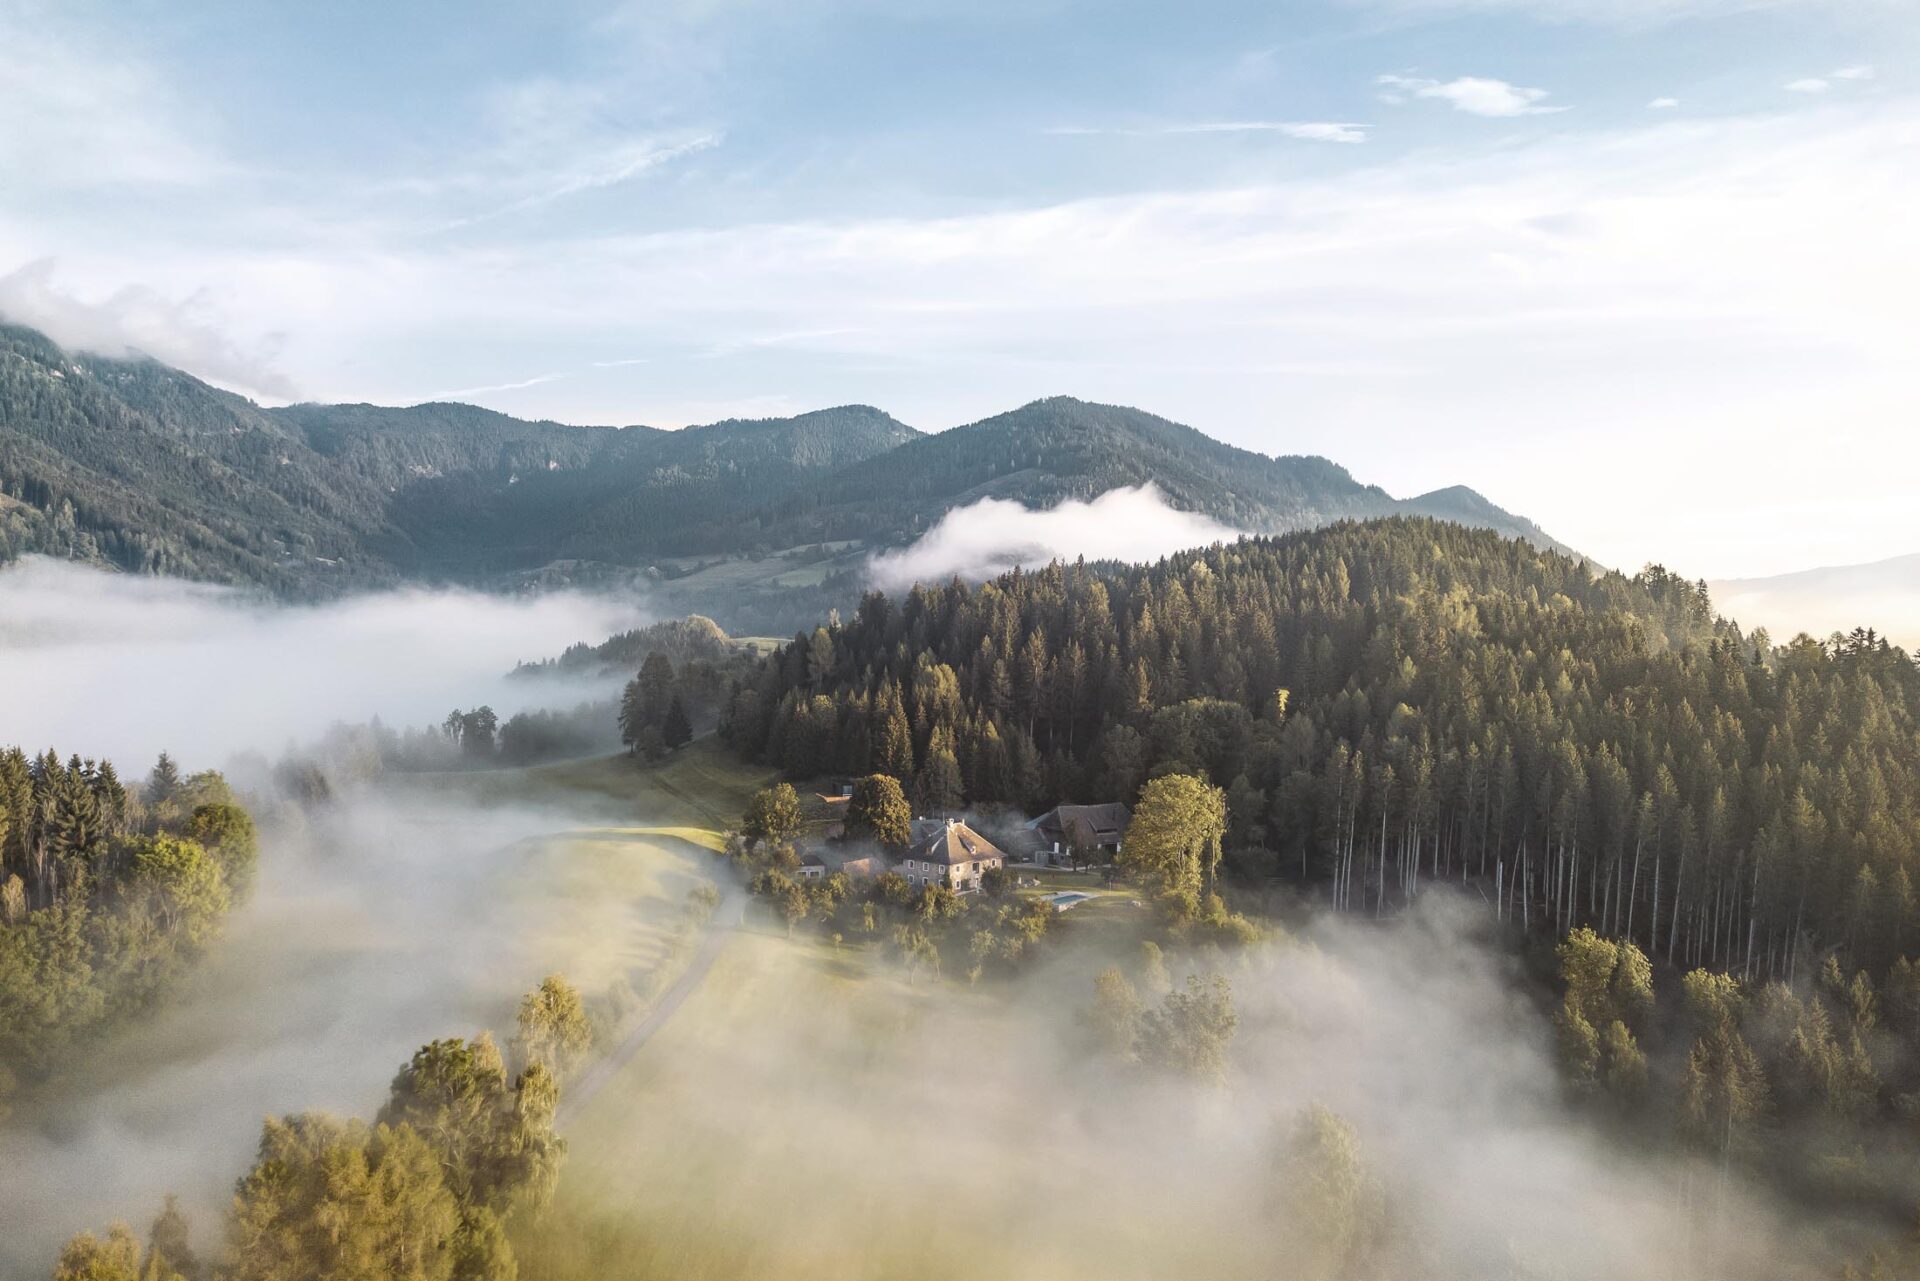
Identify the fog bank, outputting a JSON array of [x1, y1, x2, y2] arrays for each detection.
[[1712, 551, 1920, 651], [0, 778, 710, 1275], [867, 485, 1239, 591], [0, 557, 645, 765], [534, 894, 1831, 1281]]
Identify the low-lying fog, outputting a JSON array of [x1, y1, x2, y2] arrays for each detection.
[[0, 559, 670, 1270], [0, 778, 718, 1275], [536, 897, 1820, 1281], [866, 484, 1240, 591], [0, 557, 644, 765], [1712, 551, 1920, 651], [0, 556, 1867, 1280]]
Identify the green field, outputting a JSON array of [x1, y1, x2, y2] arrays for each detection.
[[450, 740, 785, 1008], [410, 736, 778, 829]]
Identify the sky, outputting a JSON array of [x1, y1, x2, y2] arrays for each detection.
[[0, 0, 1913, 579]]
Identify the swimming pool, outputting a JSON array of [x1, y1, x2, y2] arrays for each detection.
[[1046, 891, 1093, 910]]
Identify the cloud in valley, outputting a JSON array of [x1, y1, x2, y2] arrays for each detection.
[[546, 890, 1822, 1280], [0, 557, 645, 768], [0, 782, 704, 1275], [866, 485, 1241, 591], [0, 553, 1859, 1280], [1711, 551, 1920, 649]]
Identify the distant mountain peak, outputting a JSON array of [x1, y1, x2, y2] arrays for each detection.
[[0, 320, 1572, 606]]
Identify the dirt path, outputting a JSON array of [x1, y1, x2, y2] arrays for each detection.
[[557, 887, 745, 1127]]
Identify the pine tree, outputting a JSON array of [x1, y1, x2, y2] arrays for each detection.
[[663, 695, 694, 750], [145, 753, 181, 807]]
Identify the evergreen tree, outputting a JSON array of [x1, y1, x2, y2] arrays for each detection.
[[145, 753, 181, 807], [662, 695, 694, 750]]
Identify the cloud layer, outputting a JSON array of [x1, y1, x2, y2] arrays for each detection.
[[866, 485, 1241, 591], [0, 558, 644, 767]]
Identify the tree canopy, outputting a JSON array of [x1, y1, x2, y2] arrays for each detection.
[[723, 518, 1920, 976]]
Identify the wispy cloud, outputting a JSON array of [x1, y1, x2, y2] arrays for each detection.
[[1377, 73, 1565, 117], [428, 370, 577, 399], [1647, 97, 1679, 110], [1786, 65, 1876, 94], [1049, 120, 1370, 143], [445, 134, 721, 227]]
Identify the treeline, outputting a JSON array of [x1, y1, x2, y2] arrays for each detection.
[[1550, 926, 1920, 1271], [266, 702, 624, 801], [0, 748, 256, 1090], [262, 633, 751, 796], [439, 703, 621, 769], [614, 645, 760, 760], [512, 615, 736, 679], [723, 518, 1920, 980], [47, 975, 589, 1281]]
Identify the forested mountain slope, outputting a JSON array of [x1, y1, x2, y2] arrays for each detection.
[[0, 323, 1562, 601], [0, 324, 917, 590], [726, 518, 1920, 978], [747, 396, 1570, 554]]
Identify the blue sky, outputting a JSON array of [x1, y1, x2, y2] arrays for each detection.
[[0, 0, 1913, 577]]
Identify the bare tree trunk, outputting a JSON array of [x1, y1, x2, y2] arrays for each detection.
[[1626, 832, 1644, 944]]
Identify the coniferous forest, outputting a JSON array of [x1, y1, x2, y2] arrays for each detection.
[[726, 517, 1920, 981], [9, 0, 1918, 1273], [0, 748, 257, 1090]]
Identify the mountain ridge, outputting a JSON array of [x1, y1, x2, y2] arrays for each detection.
[[0, 322, 1572, 618], [1710, 550, 1920, 648]]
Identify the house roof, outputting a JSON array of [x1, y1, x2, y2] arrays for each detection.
[[905, 819, 1005, 866], [1027, 803, 1131, 843]]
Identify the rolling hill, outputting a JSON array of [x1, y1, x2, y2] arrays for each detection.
[[0, 321, 1569, 626]]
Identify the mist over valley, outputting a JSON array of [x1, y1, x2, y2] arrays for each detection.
[[4, 1, 1918, 1273]]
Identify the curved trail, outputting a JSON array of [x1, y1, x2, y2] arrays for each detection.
[[557, 886, 746, 1127]]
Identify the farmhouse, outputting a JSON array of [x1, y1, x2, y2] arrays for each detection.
[[1022, 803, 1131, 867], [898, 818, 1004, 894], [798, 848, 885, 880]]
